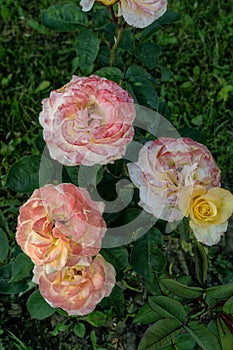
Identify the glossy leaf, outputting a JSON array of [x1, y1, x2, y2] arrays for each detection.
[[94, 67, 124, 83], [134, 304, 161, 324], [0, 228, 9, 261], [84, 311, 107, 327], [10, 253, 34, 283], [135, 42, 161, 69], [27, 289, 55, 320], [0, 263, 29, 294], [195, 241, 208, 285], [161, 279, 203, 299], [74, 323, 86, 338], [42, 3, 88, 32], [148, 296, 186, 322], [99, 285, 125, 317], [92, 8, 111, 29], [130, 228, 166, 280], [138, 318, 182, 350], [175, 333, 196, 350], [118, 27, 135, 51], [126, 65, 158, 109], [217, 318, 233, 350], [184, 321, 220, 350], [205, 282, 233, 299], [100, 246, 129, 280], [75, 29, 100, 72], [5, 155, 41, 193], [223, 296, 233, 315]]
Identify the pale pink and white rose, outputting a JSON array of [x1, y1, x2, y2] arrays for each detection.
[[179, 185, 233, 246], [32, 254, 116, 316], [16, 184, 106, 273], [80, 0, 167, 28], [127, 138, 221, 223], [39, 75, 135, 166]]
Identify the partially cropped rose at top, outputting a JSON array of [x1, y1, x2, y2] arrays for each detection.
[[80, 0, 167, 28], [32, 254, 116, 316], [39, 75, 135, 166], [16, 183, 106, 273], [179, 185, 233, 246], [127, 138, 221, 223]]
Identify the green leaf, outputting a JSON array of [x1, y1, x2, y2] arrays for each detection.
[[0, 263, 29, 294], [84, 311, 107, 327], [148, 296, 186, 322], [138, 318, 182, 350], [91, 330, 97, 350], [130, 228, 166, 280], [0, 228, 9, 261], [41, 3, 88, 32], [205, 282, 233, 299], [51, 319, 70, 335], [175, 333, 196, 350], [62, 166, 79, 186], [92, 8, 111, 29], [217, 318, 233, 349], [135, 42, 161, 70], [118, 27, 135, 51], [178, 128, 206, 145], [223, 296, 233, 315], [5, 155, 41, 193], [74, 323, 86, 338], [160, 279, 203, 299], [10, 253, 34, 283], [184, 321, 220, 350], [195, 241, 208, 285], [94, 67, 124, 83], [125, 65, 158, 109], [134, 304, 161, 324], [99, 284, 125, 317], [75, 29, 100, 72], [27, 289, 55, 320], [100, 246, 129, 280]]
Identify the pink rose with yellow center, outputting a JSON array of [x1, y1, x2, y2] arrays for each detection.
[[39, 75, 135, 166], [179, 185, 233, 246], [32, 254, 116, 315], [80, 0, 167, 28], [127, 137, 221, 223], [16, 184, 106, 273]]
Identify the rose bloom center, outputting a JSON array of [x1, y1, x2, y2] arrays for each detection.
[[193, 198, 217, 222]]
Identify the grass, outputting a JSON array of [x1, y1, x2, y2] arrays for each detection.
[[1, 0, 233, 349]]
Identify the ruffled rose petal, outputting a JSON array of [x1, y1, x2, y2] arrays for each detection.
[[16, 184, 106, 273], [39, 75, 135, 166]]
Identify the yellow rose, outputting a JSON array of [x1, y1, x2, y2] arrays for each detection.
[[179, 185, 233, 246]]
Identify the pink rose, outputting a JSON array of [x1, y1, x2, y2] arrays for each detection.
[[80, 0, 167, 28], [127, 138, 221, 222], [39, 75, 135, 166], [32, 254, 116, 316], [16, 184, 106, 273]]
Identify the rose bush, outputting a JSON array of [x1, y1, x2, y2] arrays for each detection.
[[16, 183, 106, 273], [127, 137, 221, 223], [32, 254, 116, 316], [179, 185, 233, 245], [80, 0, 167, 28], [39, 75, 135, 166]]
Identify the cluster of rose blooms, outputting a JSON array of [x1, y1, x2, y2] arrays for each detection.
[[16, 74, 233, 315]]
